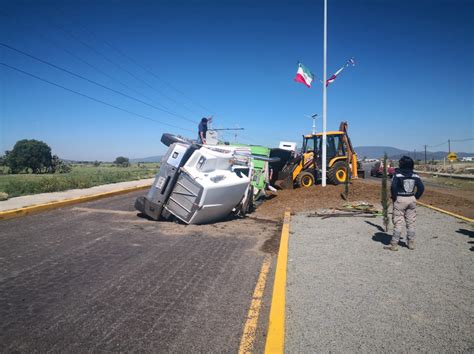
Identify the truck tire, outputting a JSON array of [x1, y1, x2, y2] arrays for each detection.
[[160, 133, 190, 147], [296, 171, 315, 188], [238, 185, 254, 216], [328, 161, 348, 185]]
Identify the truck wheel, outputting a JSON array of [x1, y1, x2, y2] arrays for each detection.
[[328, 161, 348, 185], [296, 171, 315, 188], [160, 133, 190, 147], [241, 185, 254, 215]]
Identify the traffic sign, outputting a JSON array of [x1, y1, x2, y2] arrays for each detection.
[[447, 152, 458, 161]]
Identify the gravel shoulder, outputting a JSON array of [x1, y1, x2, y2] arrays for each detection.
[[286, 208, 473, 353]]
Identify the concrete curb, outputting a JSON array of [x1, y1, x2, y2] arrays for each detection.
[[265, 210, 291, 354], [417, 201, 473, 223], [0, 184, 151, 221]]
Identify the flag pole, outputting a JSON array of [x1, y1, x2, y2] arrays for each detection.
[[322, 0, 328, 187]]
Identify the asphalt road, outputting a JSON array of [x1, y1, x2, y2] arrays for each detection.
[[0, 191, 279, 352]]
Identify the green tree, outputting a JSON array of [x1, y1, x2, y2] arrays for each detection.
[[6, 139, 52, 174], [114, 156, 130, 167]]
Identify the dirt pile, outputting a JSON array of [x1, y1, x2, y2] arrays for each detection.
[[255, 180, 381, 219], [254, 179, 474, 220]]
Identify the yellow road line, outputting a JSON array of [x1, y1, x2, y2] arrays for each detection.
[[417, 201, 473, 223], [0, 184, 151, 221], [264, 210, 291, 354], [238, 255, 271, 354]]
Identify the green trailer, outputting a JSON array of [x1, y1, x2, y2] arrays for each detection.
[[248, 145, 271, 199], [226, 143, 271, 200]]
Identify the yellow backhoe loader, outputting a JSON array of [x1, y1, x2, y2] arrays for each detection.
[[272, 122, 364, 188]]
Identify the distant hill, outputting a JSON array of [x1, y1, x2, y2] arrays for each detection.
[[355, 146, 472, 160], [354, 146, 406, 159], [130, 156, 163, 163]]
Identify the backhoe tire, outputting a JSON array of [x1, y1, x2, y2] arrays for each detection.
[[328, 161, 348, 185], [296, 171, 315, 188]]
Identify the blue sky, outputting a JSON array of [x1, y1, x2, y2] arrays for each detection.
[[1, 0, 472, 160]]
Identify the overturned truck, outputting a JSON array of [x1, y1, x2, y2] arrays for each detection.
[[135, 134, 276, 224]]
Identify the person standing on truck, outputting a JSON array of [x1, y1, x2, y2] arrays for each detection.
[[384, 156, 425, 251], [198, 116, 212, 144]]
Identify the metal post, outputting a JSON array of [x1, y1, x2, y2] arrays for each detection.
[[312, 114, 317, 135], [322, 0, 328, 187], [424, 145, 427, 165], [305, 114, 318, 134]]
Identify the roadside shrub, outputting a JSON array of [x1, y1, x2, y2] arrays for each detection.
[[51, 155, 73, 174], [0, 192, 8, 201], [4, 179, 35, 197], [1, 165, 158, 198]]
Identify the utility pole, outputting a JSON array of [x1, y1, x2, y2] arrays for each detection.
[[414, 149, 416, 161], [424, 144, 427, 165], [322, 0, 328, 187], [304, 114, 318, 134], [448, 139, 451, 153], [311, 113, 318, 134]]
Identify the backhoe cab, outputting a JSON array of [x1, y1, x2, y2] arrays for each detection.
[[272, 121, 361, 189]]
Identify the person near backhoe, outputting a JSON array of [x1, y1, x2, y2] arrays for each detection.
[[384, 156, 425, 251], [198, 116, 212, 144]]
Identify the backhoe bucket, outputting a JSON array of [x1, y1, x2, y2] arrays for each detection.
[[273, 159, 299, 189], [274, 174, 294, 189]]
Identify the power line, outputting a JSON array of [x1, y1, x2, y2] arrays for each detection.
[[0, 42, 197, 124], [427, 137, 473, 148], [451, 137, 474, 142], [100, 40, 214, 115], [91, 38, 205, 116], [1, 8, 260, 144], [35, 34, 181, 115], [46, 12, 200, 117], [52, 4, 214, 116], [1, 62, 194, 133], [49, 4, 264, 142], [427, 141, 448, 148], [49, 7, 264, 144], [0, 10, 169, 112]]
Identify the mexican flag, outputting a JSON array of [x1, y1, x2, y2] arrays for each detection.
[[294, 63, 314, 88]]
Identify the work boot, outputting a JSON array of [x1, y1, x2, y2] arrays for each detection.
[[383, 243, 399, 251], [407, 240, 415, 250]]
